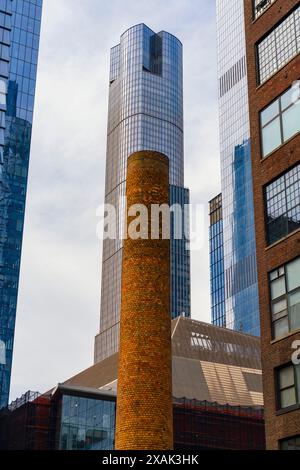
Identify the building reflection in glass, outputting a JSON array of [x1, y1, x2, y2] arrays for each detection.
[[58, 393, 115, 451], [0, 0, 42, 409], [215, 0, 260, 336]]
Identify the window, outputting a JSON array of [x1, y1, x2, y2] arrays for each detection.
[[0, 77, 6, 105], [257, 6, 300, 84], [59, 394, 116, 450], [280, 435, 300, 450], [265, 164, 300, 245], [270, 257, 300, 339], [253, 0, 277, 20], [0, 340, 5, 365], [261, 84, 300, 157], [277, 364, 300, 410]]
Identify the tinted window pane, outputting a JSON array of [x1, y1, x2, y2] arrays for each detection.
[[282, 105, 300, 141], [280, 440, 289, 450], [261, 99, 279, 126], [287, 258, 300, 291], [262, 117, 282, 157], [272, 297, 287, 316], [289, 290, 300, 307], [280, 365, 294, 389], [296, 365, 300, 398], [281, 87, 296, 110], [270, 269, 279, 281], [274, 317, 289, 338], [290, 300, 300, 335], [280, 436, 300, 450], [281, 387, 296, 408], [271, 277, 286, 300]]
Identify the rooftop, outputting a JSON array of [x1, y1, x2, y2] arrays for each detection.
[[59, 317, 263, 408]]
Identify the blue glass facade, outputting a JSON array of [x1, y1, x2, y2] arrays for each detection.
[[213, 0, 260, 336], [170, 185, 190, 319], [58, 393, 115, 451], [0, 0, 42, 409], [209, 194, 225, 328], [95, 24, 191, 362]]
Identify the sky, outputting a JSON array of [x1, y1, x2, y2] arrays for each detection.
[[10, 0, 220, 401]]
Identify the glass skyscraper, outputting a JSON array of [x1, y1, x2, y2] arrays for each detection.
[[95, 24, 190, 363], [210, 0, 260, 336], [0, 0, 42, 408], [209, 194, 225, 328]]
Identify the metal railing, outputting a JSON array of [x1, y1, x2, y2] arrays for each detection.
[[8, 390, 41, 412]]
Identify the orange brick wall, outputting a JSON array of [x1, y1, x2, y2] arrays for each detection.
[[115, 151, 173, 450]]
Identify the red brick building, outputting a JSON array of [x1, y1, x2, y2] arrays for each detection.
[[0, 318, 265, 450], [0, 391, 51, 450], [244, 0, 300, 450]]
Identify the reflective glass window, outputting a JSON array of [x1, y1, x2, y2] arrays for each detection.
[[59, 394, 116, 450], [261, 100, 279, 126], [282, 105, 300, 141], [260, 82, 300, 158], [262, 117, 281, 156], [280, 435, 300, 450], [278, 364, 299, 409], [265, 164, 300, 245], [269, 257, 300, 339]]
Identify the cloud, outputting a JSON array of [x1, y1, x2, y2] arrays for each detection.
[[10, 0, 220, 400]]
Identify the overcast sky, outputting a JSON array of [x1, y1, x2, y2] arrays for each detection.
[[10, 0, 220, 401]]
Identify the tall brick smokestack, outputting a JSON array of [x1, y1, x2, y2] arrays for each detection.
[[115, 151, 173, 450]]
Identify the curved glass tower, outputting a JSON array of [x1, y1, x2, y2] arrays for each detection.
[[0, 0, 42, 408], [95, 24, 190, 363]]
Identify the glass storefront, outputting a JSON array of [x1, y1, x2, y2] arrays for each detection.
[[58, 393, 115, 451]]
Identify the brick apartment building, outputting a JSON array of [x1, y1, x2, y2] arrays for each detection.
[[244, 0, 300, 450]]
